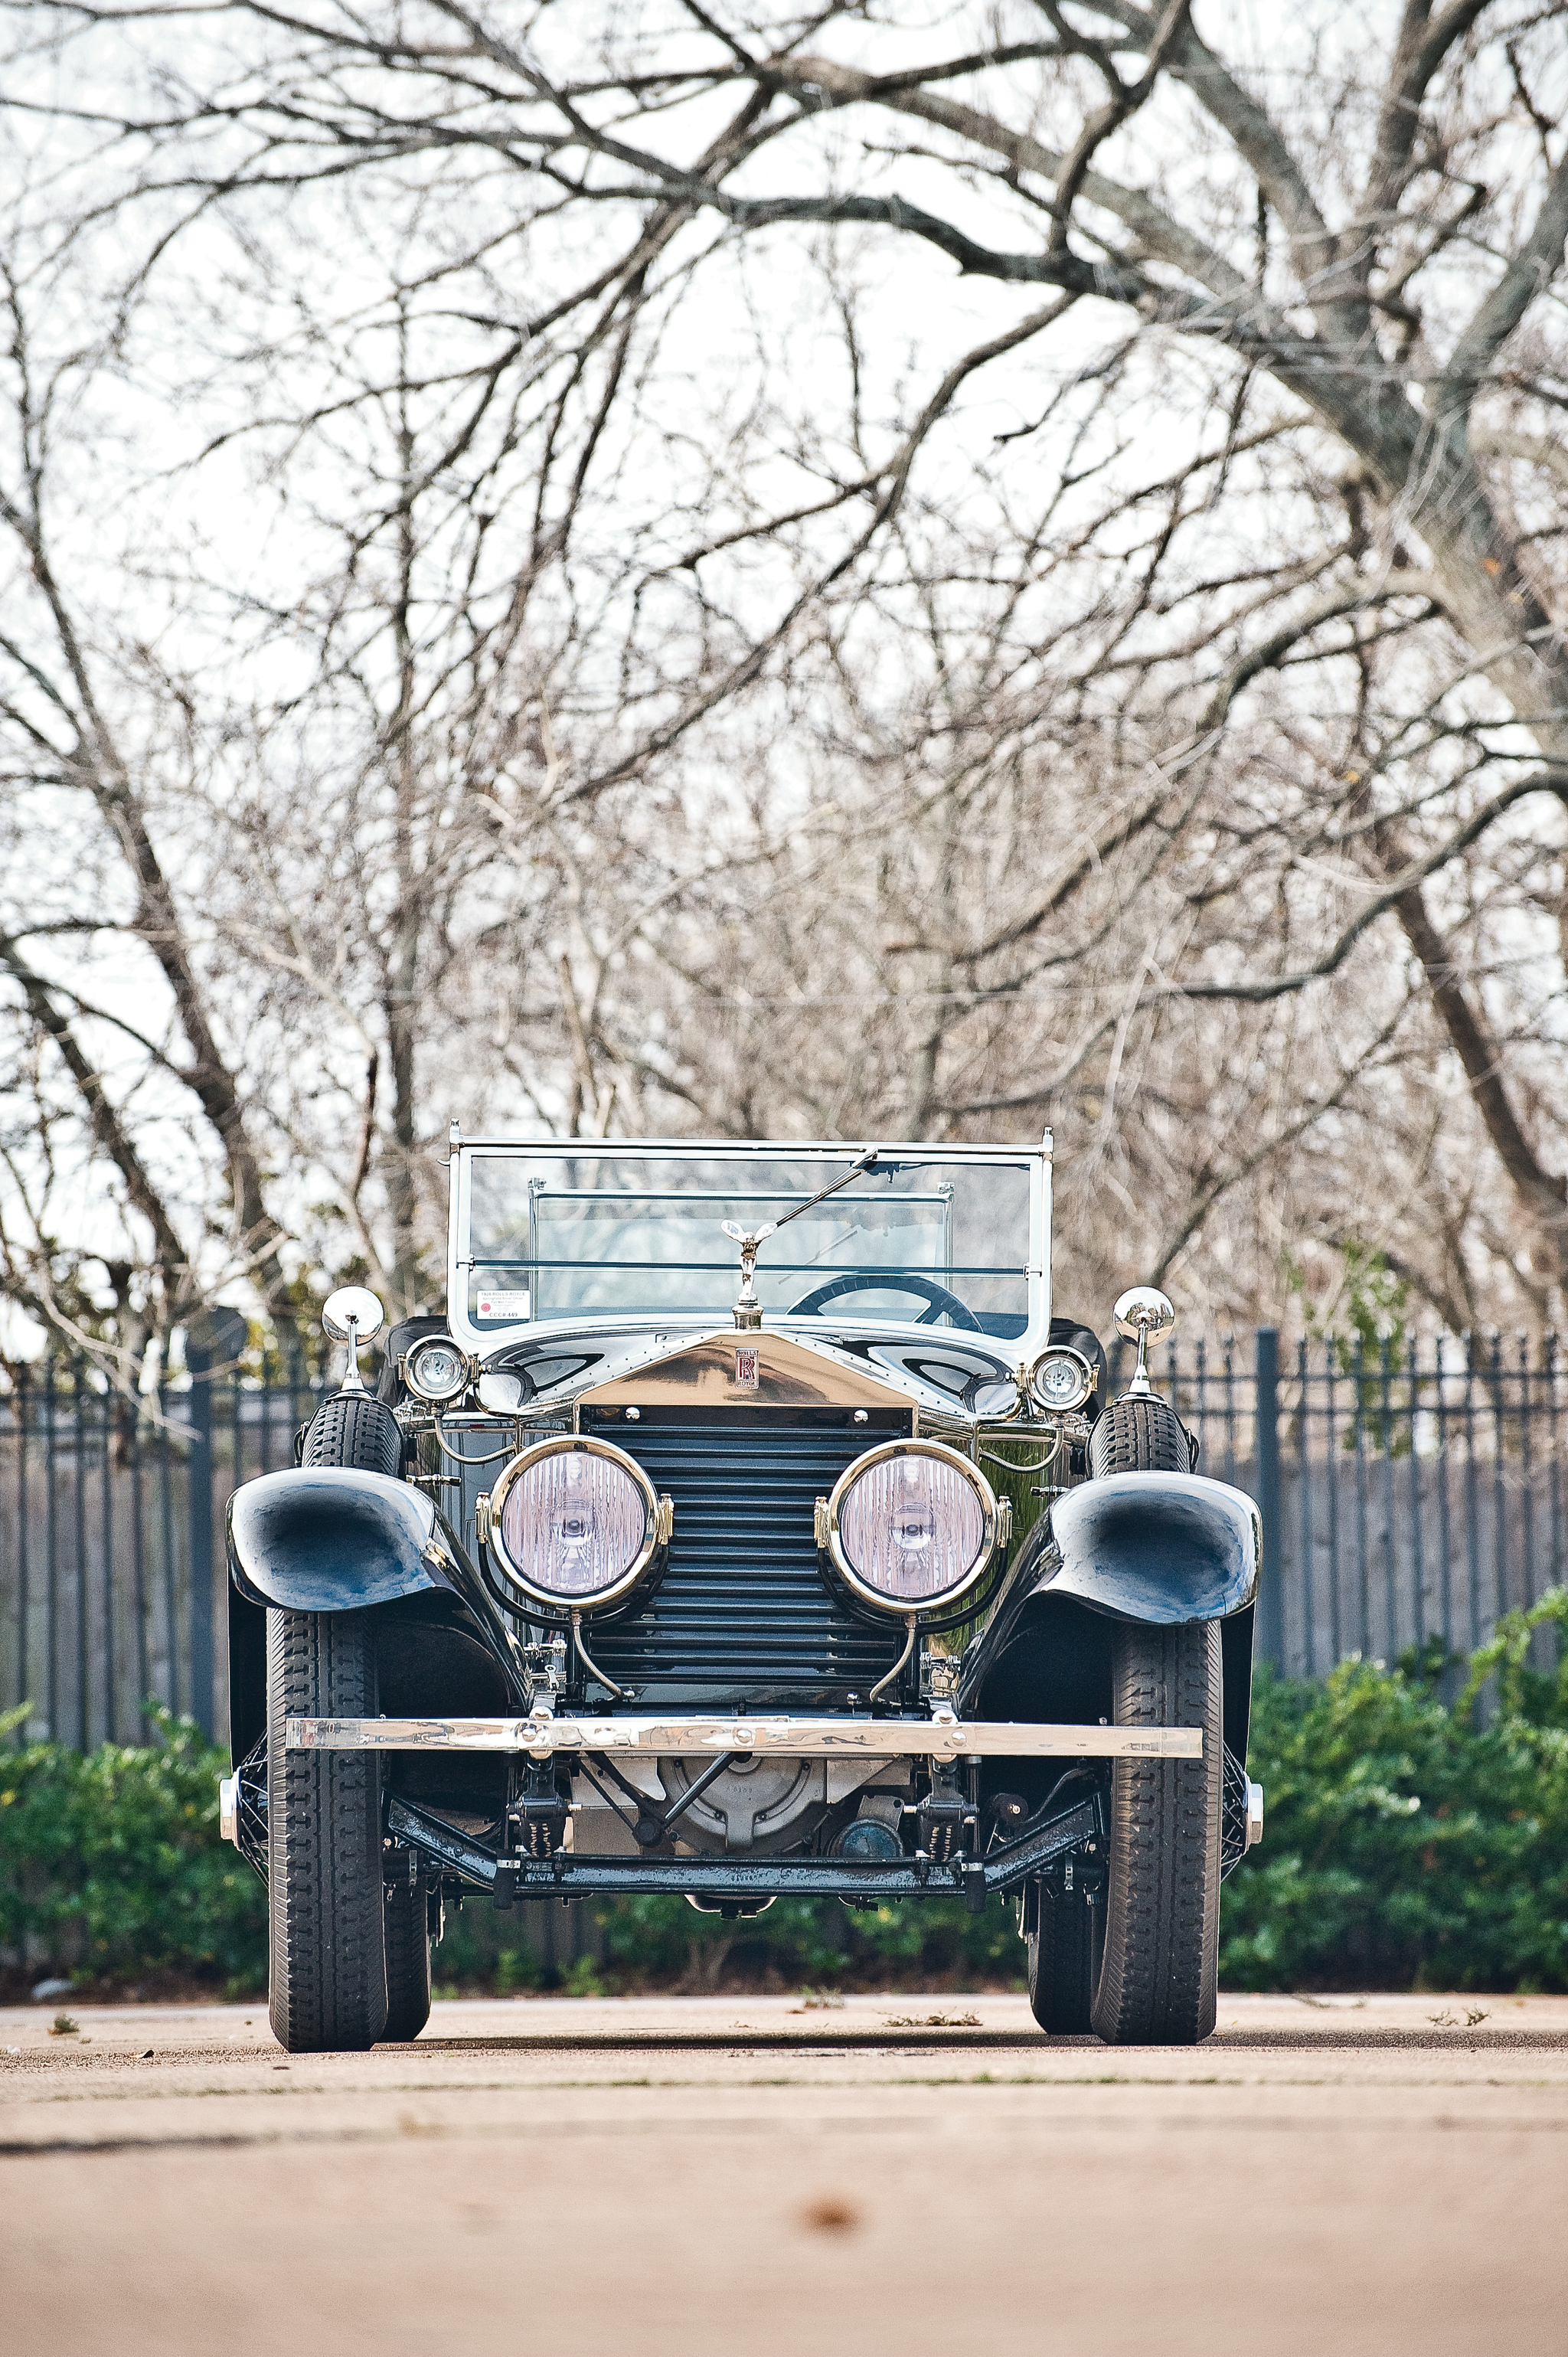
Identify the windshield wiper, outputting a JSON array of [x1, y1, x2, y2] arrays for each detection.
[[722, 1149, 879, 1331]]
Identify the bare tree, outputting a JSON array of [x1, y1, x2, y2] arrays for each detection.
[[0, 1, 1565, 1342], [0, 233, 296, 1365]]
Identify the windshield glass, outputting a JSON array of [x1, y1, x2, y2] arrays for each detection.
[[463, 1149, 1034, 1338]]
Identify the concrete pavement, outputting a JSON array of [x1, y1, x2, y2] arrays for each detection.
[[4, 1990, 1565, 2355]]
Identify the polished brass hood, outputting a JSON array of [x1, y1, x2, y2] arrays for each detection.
[[576, 1330, 910, 1413]]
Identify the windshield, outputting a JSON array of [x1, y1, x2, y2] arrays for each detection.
[[460, 1148, 1037, 1339]]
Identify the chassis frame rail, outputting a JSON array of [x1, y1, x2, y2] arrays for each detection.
[[385, 1790, 1107, 1902], [292, 1713, 1202, 1761]]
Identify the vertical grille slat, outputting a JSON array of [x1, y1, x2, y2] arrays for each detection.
[[588, 1421, 900, 1699]]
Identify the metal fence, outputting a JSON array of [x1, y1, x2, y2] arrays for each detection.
[[1132, 1329, 1568, 1678], [0, 1351, 325, 1751], [2, 1331, 1564, 1748]]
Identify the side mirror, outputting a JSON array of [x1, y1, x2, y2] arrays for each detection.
[[322, 1286, 385, 1344], [1112, 1286, 1175, 1395], [322, 1286, 384, 1392], [1112, 1286, 1176, 1345]]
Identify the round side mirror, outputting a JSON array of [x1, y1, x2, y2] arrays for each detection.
[[322, 1285, 385, 1344], [1112, 1286, 1177, 1344]]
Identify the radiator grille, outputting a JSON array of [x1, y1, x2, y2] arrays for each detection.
[[586, 1420, 903, 1702]]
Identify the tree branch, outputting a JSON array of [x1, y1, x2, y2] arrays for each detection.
[[1393, 877, 1568, 1279], [1442, 139, 1568, 408], [0, 933, 191, 1296]]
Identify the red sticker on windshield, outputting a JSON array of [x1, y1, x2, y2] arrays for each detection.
[[734, 1348, 760, 1388]]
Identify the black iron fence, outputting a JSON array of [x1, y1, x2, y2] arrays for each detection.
[[2, 1331, 1564, 1747], [1131, 1329, 1568, 1679], [0, 1352, 326, 1750]]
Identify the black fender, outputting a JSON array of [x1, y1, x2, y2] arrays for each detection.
[[228, 1465, 459, 1612], [959, 1473, 1261, 1796], [225, 1468, 524, 1769], [227, 1586, 267, 1768], [1042, 1471, 1259, 1624]]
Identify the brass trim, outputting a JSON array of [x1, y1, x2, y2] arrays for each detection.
[[577, 1330, 911, 1414]]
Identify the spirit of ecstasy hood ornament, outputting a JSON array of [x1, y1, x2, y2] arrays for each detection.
[[723, 1149, 879, 1330]]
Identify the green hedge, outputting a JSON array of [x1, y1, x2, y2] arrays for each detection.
[[0, 1705, 267, 1996], [1220, 1591, 1568, 1990], [5, 1592, 1567, 1998]]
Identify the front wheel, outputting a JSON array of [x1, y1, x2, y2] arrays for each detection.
[[1089, 1618, 1223, 2046], [267, 1608, 388, 2053]]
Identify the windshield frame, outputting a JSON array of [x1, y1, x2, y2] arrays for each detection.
[[446, 1134, 1054, 1358]]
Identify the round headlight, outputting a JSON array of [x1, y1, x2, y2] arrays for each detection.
[[823, 1441, 998, 1614], [1028, 1345, 1094, 1414], [404, 1335, 469, 1404], [488, 1437, 666, 1612]]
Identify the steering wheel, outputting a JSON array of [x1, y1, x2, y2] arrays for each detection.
[[788, 1272, 982, 1330]]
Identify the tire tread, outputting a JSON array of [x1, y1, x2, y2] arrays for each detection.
[[267, 1607, 388, 2052], [1089, 1393, 1191, 1477], [1089, 1619, 1221, 2046]]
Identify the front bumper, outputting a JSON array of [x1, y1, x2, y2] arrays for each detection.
[[287, 1713, 1203, 1762]]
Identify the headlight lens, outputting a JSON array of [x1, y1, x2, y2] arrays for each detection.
[[1028, 1345, 1094, 1414], [826, 1443, 998, 1612], [405, 1336, 469, 1404], [489, 1437, 662, 1610]]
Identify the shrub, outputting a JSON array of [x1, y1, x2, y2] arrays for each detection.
[[0, 1706, 267, 1995], [1220, 1590, 1568, 1990]]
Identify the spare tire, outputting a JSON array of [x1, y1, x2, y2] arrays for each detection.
[[1089, 1391, 1191, 1477], [301, 1389, 403, 1479]]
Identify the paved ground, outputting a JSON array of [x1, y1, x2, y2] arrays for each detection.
[[5, 1989, 1566, 2355]]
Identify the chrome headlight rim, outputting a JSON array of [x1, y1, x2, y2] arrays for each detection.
[[1026, 1343, 1096, 1417], [487, 1433, 666, 1613], [403, 1334, 472, 1405], [820, 1438, 1001, 1617]]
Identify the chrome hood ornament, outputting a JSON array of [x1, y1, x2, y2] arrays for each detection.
[[723, 1149, 878, 1330]]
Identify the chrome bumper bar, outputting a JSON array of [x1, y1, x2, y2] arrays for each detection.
[[288, 1713, 1201, 1760]]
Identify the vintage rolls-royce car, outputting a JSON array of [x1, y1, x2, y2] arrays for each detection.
[[221, 1131, 1262, 2051]]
